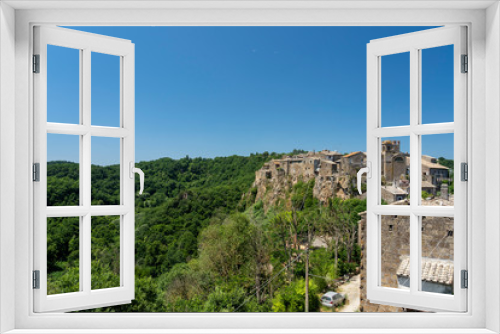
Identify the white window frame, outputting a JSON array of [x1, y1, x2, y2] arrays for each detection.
[[0, 1, 498, 333], [366, 26, 467, 312], [33, 26, 136, 313]]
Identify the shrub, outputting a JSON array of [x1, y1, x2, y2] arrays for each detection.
[[272, 279, 320, 312], [422, 190, 431, 199]]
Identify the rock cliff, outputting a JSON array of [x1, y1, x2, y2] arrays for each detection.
[[247, 150, 366, 210]]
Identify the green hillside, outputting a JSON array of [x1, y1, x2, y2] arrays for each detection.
[[46, 151, 364, 312]]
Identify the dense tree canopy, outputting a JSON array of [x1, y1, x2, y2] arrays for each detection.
[[46, 151, 365, 313]]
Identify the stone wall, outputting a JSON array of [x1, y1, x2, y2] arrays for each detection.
[[358, 212, 404, 312], [358, 207, 454, 312], [252, 156, 349, 209]]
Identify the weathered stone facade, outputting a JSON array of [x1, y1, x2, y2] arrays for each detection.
[[358, 200, 455, 312], [251, 146, 450, 208], [252, 150, 362, 209], [381, 140, 409, 186]]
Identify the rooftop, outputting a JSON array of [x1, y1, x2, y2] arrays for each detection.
[[320, 149, 342, 156], [421, 180, 437, 189], [344, 151, 365, 158], [382, 185, 407, 195], [321, 160, 339, 165], [397, 256, 454, 285], [421, 156, 449, 170]]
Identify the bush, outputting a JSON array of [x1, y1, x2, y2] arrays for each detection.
[[203, 285, 247, 312], [272, 279, 320, 312], [310, 248, 337, 287]]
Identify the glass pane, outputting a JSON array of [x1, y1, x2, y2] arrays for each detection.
[[381, 52, 410, 127], [47, 133, 80, 206], [47, 45, 80, 124], [91, 52, 120, 127], [421, 133, 454, 206], [91, 137, 121, 205], [381, 215, 410, 289], [91, 215, 120, 290], [421, 216, 454, 295], [421, 45, 454, 124], [381, 137, 410, 205], [47, 217, 80, 295]]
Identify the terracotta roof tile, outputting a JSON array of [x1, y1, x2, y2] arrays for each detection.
[[343, 151, 366, 158], [421, 180, 437, 189], [397, 256, 454, 285], [421, 159, 449, 170]]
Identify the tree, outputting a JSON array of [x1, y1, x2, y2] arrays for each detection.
[[270, 211, 294, 280], [271, 279, 320, 312], [247, 212, 271, 304], [319, 198, 365, 270]]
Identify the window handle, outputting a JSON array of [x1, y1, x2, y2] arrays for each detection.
[[357, 162, 371, 195], [129, 162, 145, 195]]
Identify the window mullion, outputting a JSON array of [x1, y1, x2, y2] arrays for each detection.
[[82, 47, 92, 293], [409, 47, 420, 294]]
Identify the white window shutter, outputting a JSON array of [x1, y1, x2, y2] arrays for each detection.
[[33, 26, 136, 312], [366, 26, 467, 312]]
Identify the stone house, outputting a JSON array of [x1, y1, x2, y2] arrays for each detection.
[[253, 146, 450, 207], [358, 199, 455, 312], [381, 185, 408, 203], [340, 151, 366, 176], [319, 149, 343, 162], [381, 140, 410, 185], [319, 160, 339, 176], [252, 150, 365, 207], [421, 180, 438, 196], [422, 155, 450, 188]]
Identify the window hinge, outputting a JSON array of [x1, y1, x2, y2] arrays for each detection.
[[33, 270, 40, 289], [33, 163, 40, 182], [461, 270, 468, 289], [33, 54, 40, 73], [461, 162, 468, 181], [461, 54, 468, 73]]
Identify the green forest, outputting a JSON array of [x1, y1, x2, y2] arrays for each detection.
[[47, 151, 366, 312]]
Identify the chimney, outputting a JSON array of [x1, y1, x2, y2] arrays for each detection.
[[441, 183, 449, 200]]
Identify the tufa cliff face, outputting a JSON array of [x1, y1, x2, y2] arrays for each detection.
[[249, 150, 367, 210], [246, 143, 452, 211]]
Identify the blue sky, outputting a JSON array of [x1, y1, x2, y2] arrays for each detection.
[[47, 26, 454, 165]]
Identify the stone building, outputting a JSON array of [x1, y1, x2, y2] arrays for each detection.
[[381, 185, 408, 203], [251, 145, 451, 207], [379, 141, 450, 203], [340, 151, 367, 177], [381, 140, 410, 186], [252, 149, 366, 208], [358, 199, 455, 312], [422, 155, 450, 188], [319, 149, 343, 162]]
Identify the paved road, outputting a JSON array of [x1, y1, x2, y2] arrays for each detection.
[[337, 274, 360, 312]]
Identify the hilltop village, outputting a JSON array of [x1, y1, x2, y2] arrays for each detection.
[[251, 144, 455, 312], [252, 140, 452, 209]]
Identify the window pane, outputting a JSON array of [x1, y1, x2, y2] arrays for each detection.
[[421, 45, 454, 124], [381, 52, 410, 127], [381, 137, 410, 205], [91, 52, 120, 127], [91, 137, 121, 205], [47, 133, 80, 206], [47, 217, 80, 295], [381, 215, 410, 289], [421, 216, 454, 295], [91, 215, 120, 290], [47, 45, 80, 124], [421, 133, 453, 206]]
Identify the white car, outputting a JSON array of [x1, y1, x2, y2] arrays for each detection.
[[321, 291, 344, 307]]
